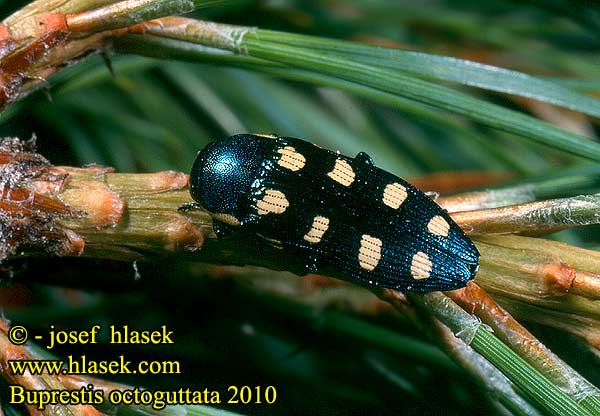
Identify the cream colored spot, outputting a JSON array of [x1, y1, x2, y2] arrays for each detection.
[[327, 159, 355, 186], [382, 183, 408, 209], [303, 216, 330, 244], [256, 189, 289, 215], [254, 133, 277, 139], [411, 251, 432, 280], [277, 146, 306, 171], [358, 235, 382, 271], [427, 215, 450, 237], [212, 213, 240, 226]]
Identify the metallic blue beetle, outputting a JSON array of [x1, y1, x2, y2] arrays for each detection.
[[190, 134, 479, 292]]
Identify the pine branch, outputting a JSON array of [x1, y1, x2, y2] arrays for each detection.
[[2, 135, 599, 415]]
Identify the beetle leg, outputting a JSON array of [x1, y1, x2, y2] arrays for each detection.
[[178, 202, 203, 212], [355, 151, 374, 166], [424, 191, 440, 201]]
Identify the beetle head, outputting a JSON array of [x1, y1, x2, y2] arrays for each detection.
[[190, 135, 267, 219]]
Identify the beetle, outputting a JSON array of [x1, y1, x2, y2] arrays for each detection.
[[188, 133, 479, 292]]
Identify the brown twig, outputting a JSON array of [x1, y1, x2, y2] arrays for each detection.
[[451, 194, 600, 235], [0, 1, 198, 111], [447, 282, 595, 394], [0, 137, 204, 262]]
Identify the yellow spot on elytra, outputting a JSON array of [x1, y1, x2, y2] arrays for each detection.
[[212, 213, 240, 226], [411, 251, 432, 280], [256, 189, 289, 215], [382, 183, 408, 209], [277, 146, 306, 171], [303, 216, 330, 244], [327, 159, 355, 186], [427, 215, 450, 237], [254, 133, 277, 139], [359, 235, 382, 271]]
